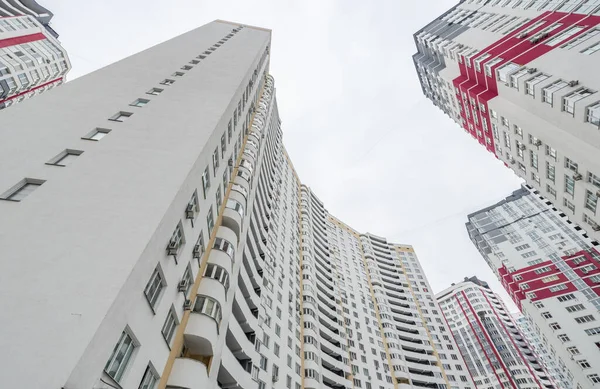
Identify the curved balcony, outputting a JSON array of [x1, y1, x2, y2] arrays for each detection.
[[238, 261, 260, 310], [222, 202, 244, 241], [233, 289, 258, 334], [321, 364, 351, 389], [218, 345, 254, 389], [167, 358, 210, 389], [227, 314, 256, 361], [185, 311, 219, 361]]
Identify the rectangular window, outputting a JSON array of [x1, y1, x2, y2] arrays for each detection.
[[109, 111, 133, 122], [563, 28, 600, 49], [563, 88, 594, 114], [212, 147, 220, 176], [202, 167, 211, 199], [525, 74, 549, 96], [564, 197, 575, 213], [575, 315, 595, 323], [585, 190, 598, 213], [1, 178, 44, 201], [581, 42, 600, 55], [530, 150, 538, 170], [147, 88, 163, 95], [566, 304, 585, 313], [207, 206, 215, 235], [546, 26, 584, 46], [144, 267, 165, 310], [130, 98, 150, 107], [547, 162, 555, 182], [139, 365, 159, 389], [588, 172, 600, 188], [105, 330, 137, 382], [82, 127, 111, 141], [565, 175, 575, 196], [587, 102, 600, 126], [160, 79, 175, 86], [484, 57, 504, 77], [543, 80, 567, 105], [46, 149, 83, 167], [497, 62, 520, 83]]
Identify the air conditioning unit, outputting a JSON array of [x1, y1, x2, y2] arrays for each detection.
[[193, 244, 201, 259], [272, 375, 279, 382], [510, 159, 516, 164], [178, 279, 189, 292], [518, 144, 526, 150], [228, 158, 234, 167], [593, 225, 600, 231], [185, 203, 195, 219], [517, 32, 528, 39], [568, 80, 579, 87], [530, 37, 540, 44], [527, 68, 537, 73], [183, 299, 193, 310], [167, 241, 178, 255], [596, 190, 600, 198], [573, 173, 583, 181], [533, 140, 542, 146]]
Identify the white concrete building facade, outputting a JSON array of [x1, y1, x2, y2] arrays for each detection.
[[413, 0, 600, 242], [0, 20, 474, 389], [467, 185, 600, 388], [437, 277, 555, 389]]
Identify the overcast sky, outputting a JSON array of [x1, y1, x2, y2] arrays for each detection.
[[46, 0, 524, 310]]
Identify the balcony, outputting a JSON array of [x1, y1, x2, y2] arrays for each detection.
[[168, 357, 210, 389], [185, 311, 219, 362], [226, 315, 256, 361], [233, 289, 258, 334], [222, 199, 244, 241], [218, 345, 256, 389]]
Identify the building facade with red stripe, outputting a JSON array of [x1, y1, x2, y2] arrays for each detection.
[[437, 276, 555, 389], [466, 184, 600, 388], [413, 0, 600, 242], [0, 8, 70, 110]]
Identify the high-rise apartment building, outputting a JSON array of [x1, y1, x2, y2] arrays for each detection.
[[467, 184, 600, 388], [0, 20, 474, 389], [437, 276, 554, 389], [0, 1, 70, 110], [514, 313, 564, 387], [0, 0, 59, 37], [413, 0, 600, 241]]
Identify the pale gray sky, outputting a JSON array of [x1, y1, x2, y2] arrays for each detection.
[[46, 0, 524, 309]]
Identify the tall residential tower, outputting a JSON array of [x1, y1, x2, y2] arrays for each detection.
[[413, 0, 600, 241], [0, 20, 473, 389], [437, 276, 555, 389], [467, 185, 600, 389], [0, 1, 70, 110]]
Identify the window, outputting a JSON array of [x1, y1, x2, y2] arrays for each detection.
[[576, 315, 595, 323], [207, 206, 215, 235], [212, 147, 220, 176], [566, 304, 585, 313], [585, 190, 598, 213], [581, 42, 600, 55], [46, 149, 83, 167], [169, 222, 185, 253], [147, 88, 163, 95], [546, 162, 555, 183], [130, 98, 150, 108], [109, 111, 133, 122], [204, 263, 230, 291], [564, 198, 575, 213], [550, 322, 561, 330], [588, 172, 600, 188], [202, 167, 211, 199], [172, 71, 184, 77], [549, 284, 568, 292], [160, 79, 175, 86], [105, 329, 137, 383], [525, 73, 549, 96], [193, 295, 222, 324], [139, 365, 159, 389], [546, 26, 584, 46], [563, 89, 594, 114], [542, 80, 567, 105], [542, 275, 559, 283], [590, 374, 600, 384], [585, 327, 600, 335], [565, 175, 575, 196], [484, 57, 503, 77], [213, 237, 234, 258], [182, 265, 194, 296], [557, 293, 575, 302], [144, 266, 165, 310], [1, 178, 45, 202], [542, 311, 553, 319], [587, 102, 600, 126], [558, 333, 570, 342], [497, 62, 520, 83], [530, 150, 538, 170], [546, 145, 557, 160]]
